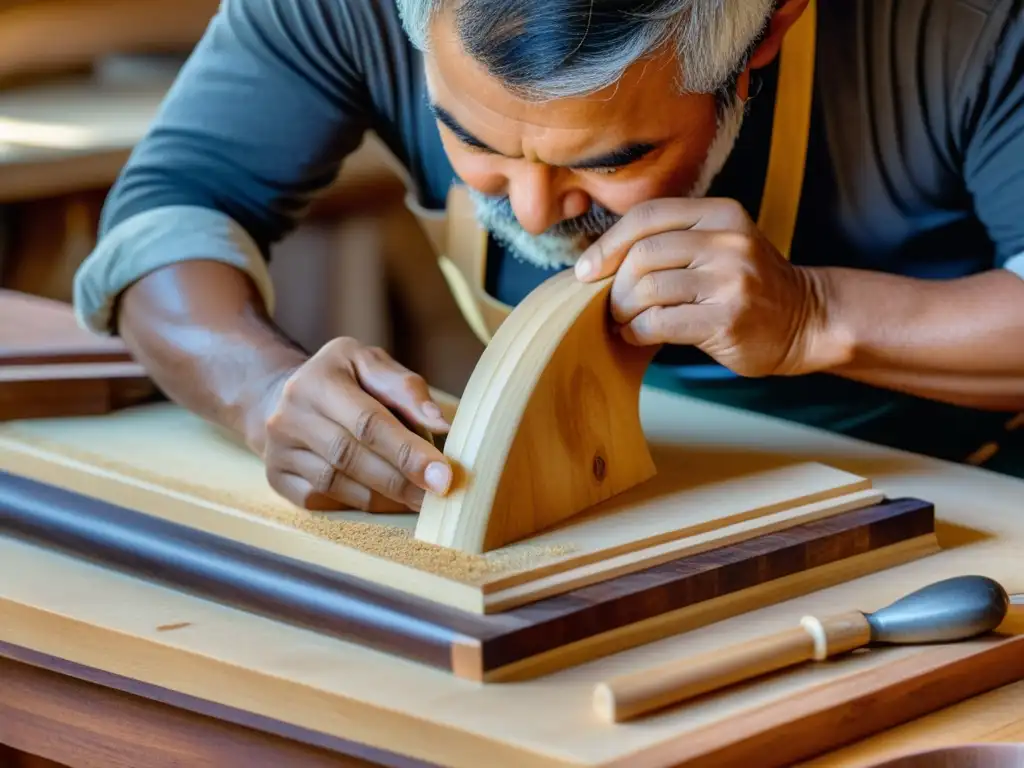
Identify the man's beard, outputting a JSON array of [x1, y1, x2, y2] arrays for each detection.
[[467, 93, 747, 270]]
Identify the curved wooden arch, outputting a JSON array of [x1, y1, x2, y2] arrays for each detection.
[[414, 269, 659, 554]]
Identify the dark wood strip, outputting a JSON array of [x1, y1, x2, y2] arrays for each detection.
[[0, 470, 473, 672], [479, 499, 934, 670], [0, 466, 934, 682], [0, 641, 430, 768]]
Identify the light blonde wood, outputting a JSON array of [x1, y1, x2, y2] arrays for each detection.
[[0, 402, 875, 614], [415, 269, 659, 553], [0, 387, 1021, 767], [805, 603, 1024, 768], [594, 609, 872, 722]]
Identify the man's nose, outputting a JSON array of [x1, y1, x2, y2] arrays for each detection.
[[508, 165, 588, 235]]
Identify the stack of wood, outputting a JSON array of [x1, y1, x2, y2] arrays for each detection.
[[0, 288, 153, 421]]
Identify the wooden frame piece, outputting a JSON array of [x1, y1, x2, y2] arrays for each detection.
[[0, 467, 938, 682], [1, 578, 1021, 768], [0, 290, 155, 420], [0, 426, 886, 615], [415, 270, 660, 553]]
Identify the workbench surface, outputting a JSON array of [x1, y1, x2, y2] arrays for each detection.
[[0, 387, 1021, 767]]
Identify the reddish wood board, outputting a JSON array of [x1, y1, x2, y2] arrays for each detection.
[[0, 289, 153, 420], [0, 289, 134, 366]]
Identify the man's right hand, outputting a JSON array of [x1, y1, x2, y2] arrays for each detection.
[[115, 261, 453, 513], [254, 337, 454, 512]]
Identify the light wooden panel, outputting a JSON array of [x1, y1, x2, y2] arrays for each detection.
[[0, 402, 874, 613], [0, 388, 1021, 766]]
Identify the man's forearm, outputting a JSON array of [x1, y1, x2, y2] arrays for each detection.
[[116, 260, 308, 452], [808, 266, 1024, 410]]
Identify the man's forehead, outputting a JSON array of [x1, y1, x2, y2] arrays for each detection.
[[425, 10, 683, 131]]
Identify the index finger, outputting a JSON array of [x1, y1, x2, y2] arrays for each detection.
[[316, 377, 453, 496], [575, 197, 752, 282]]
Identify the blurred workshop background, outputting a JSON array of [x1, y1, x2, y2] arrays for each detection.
[[0, 0, 484, 396]]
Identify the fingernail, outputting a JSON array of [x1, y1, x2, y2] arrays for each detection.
[[422, 401, 446, 422], [425, 461, 452, 494], [575, 257, 593, 279]]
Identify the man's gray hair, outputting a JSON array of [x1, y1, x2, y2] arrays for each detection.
[[397, 0, 777, 99]]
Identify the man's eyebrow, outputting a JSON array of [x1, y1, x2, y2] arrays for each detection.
[[429, 103, 500, 153], [429, 101, 660, 168], [566, 143, 660, 170]]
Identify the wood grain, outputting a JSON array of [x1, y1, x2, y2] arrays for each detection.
[[0, 289, 134, 366], [0, 466, 936, 681], [593, 610, 873, 722], [415, 268, 658, 553], [641, 634, 1024, 768], [0, 406, 877, 614], [1, 605, 1022, 768], [0, 290, 153, 421], [0, 645, 404, 768], [0, 387, 1019, 768]]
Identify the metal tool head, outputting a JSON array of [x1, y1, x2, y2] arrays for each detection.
[[865, 575, 1009, 645]]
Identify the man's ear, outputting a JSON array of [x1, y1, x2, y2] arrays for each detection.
[[747, 0, 811, 70]]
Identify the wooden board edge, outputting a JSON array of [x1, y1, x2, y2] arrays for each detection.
[[623, 633, 1024, 768], [479, 534, 939, 683], [0, 361, 149, 382], [0, 438, 487, 614], [0, 646, 422, 768], [451, 639, 485, 683], [0, 434, 881, 615], [0, 598, 575, 768], [482, 471, 875, 594], [482, 489, 886, 611]]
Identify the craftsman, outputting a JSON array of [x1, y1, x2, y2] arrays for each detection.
[[73, 0, 1024, 512]]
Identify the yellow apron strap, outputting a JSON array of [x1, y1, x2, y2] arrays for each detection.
[[437, 184, 507, 345], [432, 0, 817, 343], [756, 0, 816, 259]]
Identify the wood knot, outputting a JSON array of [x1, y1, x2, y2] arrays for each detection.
[[592, 453, 607, 482]]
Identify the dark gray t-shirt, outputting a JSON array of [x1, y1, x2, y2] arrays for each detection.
[[75, 0, 1024, 379]]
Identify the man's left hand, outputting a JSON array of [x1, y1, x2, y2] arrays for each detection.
[[574, 197, 829, 378]]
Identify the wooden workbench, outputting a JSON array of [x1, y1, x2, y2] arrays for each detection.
[[0, 386, 1020, 767]]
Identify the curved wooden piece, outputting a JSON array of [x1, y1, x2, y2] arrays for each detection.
[[414, 269, 659, 554]]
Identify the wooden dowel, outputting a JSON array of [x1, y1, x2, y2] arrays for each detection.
[[593, 610, 872, 723]]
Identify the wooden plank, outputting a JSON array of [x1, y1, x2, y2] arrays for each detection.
[[616, 634, 1024, 768], [0, 466, 937, 681], [0, 528, 1019, 768], [0, 290, 153, 420], [0, 289, 135, 366], [0, 647, 399, 768], [0, 391, 1020, 768], [0, 404, 874, 613]]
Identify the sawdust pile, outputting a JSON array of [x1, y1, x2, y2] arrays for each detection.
[[7, 432, 573, 584]]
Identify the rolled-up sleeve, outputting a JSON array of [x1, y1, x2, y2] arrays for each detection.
[[74, 0, 373, 334]]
